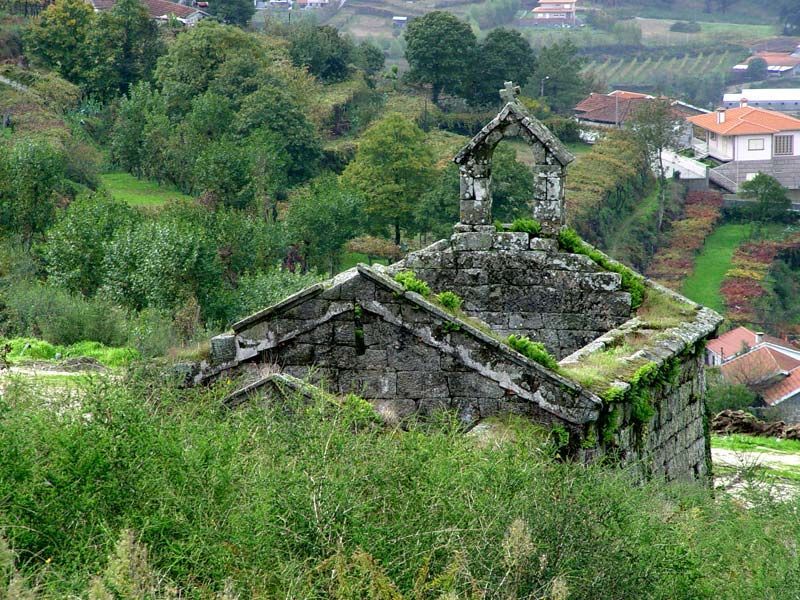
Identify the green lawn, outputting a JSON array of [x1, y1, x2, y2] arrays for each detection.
[[566, 141, 592, 156], [340, 252, 389, 271], [681, 223, 753, 312], [100, 172, 193, 206], [712, 433, 800, 455]]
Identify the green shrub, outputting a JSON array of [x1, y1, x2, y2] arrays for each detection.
[[506, 334, 559, 370], [557, 228, 646, 308], [508, 218, 542, 235], [0, 282, 130, 347], [706, 381, 758, 416], [6, 338, 58, 360], [231, 268, 325, 324], [435, 291, 463, 311], [394, 270, 431, 297]]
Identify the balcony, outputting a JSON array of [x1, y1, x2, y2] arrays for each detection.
[[691, 138, 709, 158]]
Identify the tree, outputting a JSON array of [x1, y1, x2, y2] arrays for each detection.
[[781, 0, 800, 35], [404, 11, 476, 104], [465, 28, 535, 107], [0, 139, 65, 249], [341, 114, 436, 244], [627, 98, 682, 231], [82, 0, 164, 99], [740, 173, 791, 223], [207, 0, 254, 27], [288, 23, 355, 83], [354, 41, 385, 77], [193, 137, 253, 208], [746, 58, 768, 82], [286, 176, 365, 275], [25, 0, 94, 83], [529, 40, 587, 114], [43, 194, 140, 296]]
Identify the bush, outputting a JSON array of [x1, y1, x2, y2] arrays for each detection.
[[435, 290, 463, 311], [706, 381, 758, 415], [544, 116, 581, 144], [509, 218, 542, 235], [394, 270, 431, 297], [506, 334, 559, 370], [231, 269, 325, 324], [0, 282, 130, 347], [670, 21, 701, 33]]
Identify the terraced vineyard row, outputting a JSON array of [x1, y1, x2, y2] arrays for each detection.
[[583, 50, 735, 86]]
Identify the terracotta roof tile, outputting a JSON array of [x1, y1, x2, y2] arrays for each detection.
[[721, 346, 800, 387], [763, 368, 800, 405], [688, 106, 800, 136], [707, 326, 758, 358], [89, 0, 203, 19]]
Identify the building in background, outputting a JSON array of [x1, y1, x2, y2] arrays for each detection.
[[87, 0, 207, 24], [531, 0, 577, 26], [723, 89, 800, 114]]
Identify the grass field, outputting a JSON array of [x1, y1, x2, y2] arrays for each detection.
[[100, 172, 193, 207], [713, 433, 800, 455], [681, 223, 753, 312]]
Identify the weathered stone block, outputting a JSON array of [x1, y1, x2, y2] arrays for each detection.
[[451, 232, 494, 252], [493, 232, 529, 251]]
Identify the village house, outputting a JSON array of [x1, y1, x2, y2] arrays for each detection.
[[688, 102, 800, 193], [708, 326, 800, 421], [86, 0, 207, 24], [530, 0, 577, 26], [723, 89, 800, 114], [732, 47, 800, 79]]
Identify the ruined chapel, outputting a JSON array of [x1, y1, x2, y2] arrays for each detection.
[[197, 87, 723, 482]]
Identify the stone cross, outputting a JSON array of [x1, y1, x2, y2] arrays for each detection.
[[499, 81, 521, 104]]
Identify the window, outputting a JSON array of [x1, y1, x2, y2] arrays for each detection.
[[748, 138, 765, 151], [774, 135, 794, 155], [709, 132, 717, 141]]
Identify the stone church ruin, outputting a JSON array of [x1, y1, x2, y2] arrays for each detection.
[[198, 86, 723, 482]]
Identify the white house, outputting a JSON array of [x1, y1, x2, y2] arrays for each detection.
[[687, 102, 800, 192], [531, 0, 577, 26]]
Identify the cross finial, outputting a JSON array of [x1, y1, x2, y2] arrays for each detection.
[[499, 81, 521, 104]]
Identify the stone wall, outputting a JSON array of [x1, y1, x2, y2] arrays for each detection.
[[614, 351, 709, 481], [398, 232, 632, 359], [228, 266, 601, 429]]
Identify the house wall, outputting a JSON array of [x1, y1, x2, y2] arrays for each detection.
[[734, 134, 773, 161], [757, 393, 800, 422], [708, 132, 733, 161], [400, 232, 632, 360]]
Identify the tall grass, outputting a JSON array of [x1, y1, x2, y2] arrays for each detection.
[[1, 375, 800, 598]]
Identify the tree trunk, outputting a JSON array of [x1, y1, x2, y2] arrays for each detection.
[[431, 82, 441, 105], [394, 221, 401, 246], [657, 152, 667, 232]]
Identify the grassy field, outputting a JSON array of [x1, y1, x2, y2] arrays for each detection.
[[100, 172, 193, 207], [713, 433, 800, 455], [636, 17, 777, 45], [681, 223, 753, 312]]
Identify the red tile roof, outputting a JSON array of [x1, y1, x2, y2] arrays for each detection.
[[688, 106, 800, 136], [721, 346, 800, 387], [763, 368, 800, 405], [748, 52, 800, 68], [574, 93, 650, 125], [608, 90, 652, 99], [707, 326, 758, 359], [88, 0, 203, 19]]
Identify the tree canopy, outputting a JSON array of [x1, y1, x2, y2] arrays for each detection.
[[404, 11, 476, 104], [465, 28, 535, 108]]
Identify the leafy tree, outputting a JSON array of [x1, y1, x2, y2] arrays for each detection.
[[43, 194, 140, 296], [746, 58, 768, 82], [110, 82, 165, 174], [0, 139, 65, 249], [465, 28, 535, 107], [235, 85, 322, 185], [354, 41, 385, 77], [288, 23, 354, 83], [530, 40, 587, 114], [492, 145, 535, 222], [404, 11, 476, 104], [83, 0, 164, 99], [627, 97, 682, 231], [342, 113, 436, 244], [781, 0, 800, 35], [193, 137, 252, 208], [416, 164, 459, 240], [207, 0, 254, 27], [286, 176, 365, 275], [740, 173, 791, 223], [25, 0, 94, 82]]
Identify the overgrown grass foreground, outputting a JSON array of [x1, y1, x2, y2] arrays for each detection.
[[2, 375, 800, 598]]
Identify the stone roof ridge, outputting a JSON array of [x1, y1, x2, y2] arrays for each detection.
[[453, 101, 575, 167]]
